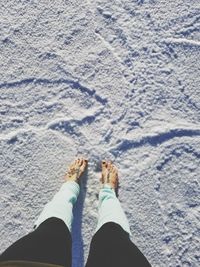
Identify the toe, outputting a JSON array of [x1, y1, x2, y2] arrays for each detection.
[[102, 160, 107, 168], [111, 166, 115, 173], [81, 158, 87, 165], [69, 160, 76, 169], [107, 160, 112, 170], [83, 158, 88, 166], [80, 158, 88, 171], [112, 164, 118, 171], [74, 159, 79, 165], [79, 158, 88, 166], [82, 159, 87, 169]]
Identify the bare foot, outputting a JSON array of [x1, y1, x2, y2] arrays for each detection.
[[100, 160, 119, 190], [65, 158, 88, 183]]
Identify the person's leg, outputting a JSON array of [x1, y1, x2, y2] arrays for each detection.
[[0, 158, 88, 267], [86, 222, 151, 267], [0, 217, 72, 267], [94, 184, 131, 236], [85, 161, 151, 267]]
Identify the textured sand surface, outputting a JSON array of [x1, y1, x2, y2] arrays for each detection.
[[0, 1, 200, 266]]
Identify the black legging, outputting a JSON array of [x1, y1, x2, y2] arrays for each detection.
[[0, 218, 151, 267]]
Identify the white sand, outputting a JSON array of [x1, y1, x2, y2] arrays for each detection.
[[0, 0, 200, 266]]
